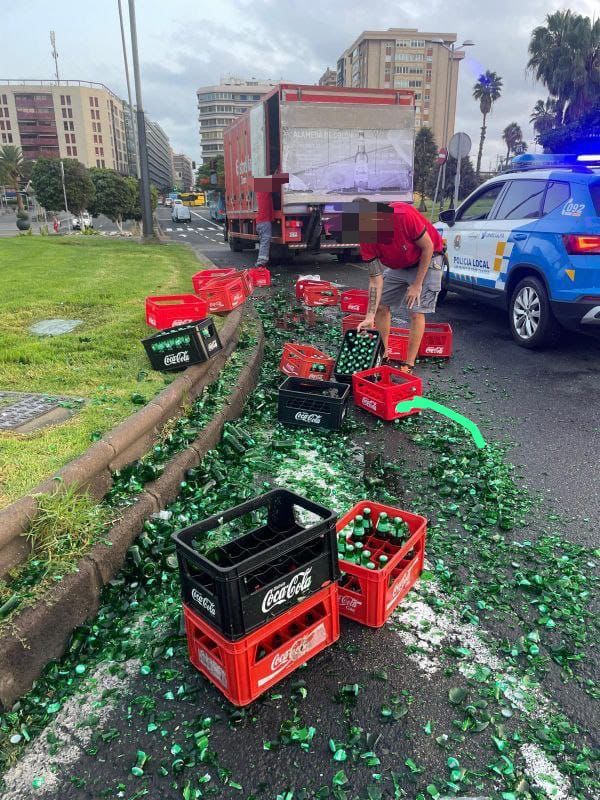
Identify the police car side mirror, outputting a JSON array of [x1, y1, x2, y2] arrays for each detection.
[[438, 209, 456, 226]]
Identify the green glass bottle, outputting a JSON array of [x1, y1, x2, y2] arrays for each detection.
[[376, 512, 391, 541]]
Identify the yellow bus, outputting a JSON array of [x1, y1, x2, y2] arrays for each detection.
[[179, 192, 206, 207]]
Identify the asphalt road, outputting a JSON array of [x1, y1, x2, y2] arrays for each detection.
[[157, 206, 600, 542], [2, 210, 597, 800]]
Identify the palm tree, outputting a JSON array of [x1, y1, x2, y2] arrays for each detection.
[[530, 98, 560, 140], [502, 122, 524, 167], [528, 10, 600, 123], [473, 71, 503, 177], [0, 145, 25, 210]]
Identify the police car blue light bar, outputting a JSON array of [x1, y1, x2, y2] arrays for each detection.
[[511, 153, 600, 168]]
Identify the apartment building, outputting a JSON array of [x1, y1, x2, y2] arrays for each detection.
[[196, 77, 277, 161], [172, 152, 194, 192], [318, 68, 337, 87], [336, 29, 464, 146], [0, 80, 129, 173]]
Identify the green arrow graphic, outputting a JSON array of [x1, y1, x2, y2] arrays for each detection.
[[395, 396, 487, 449]]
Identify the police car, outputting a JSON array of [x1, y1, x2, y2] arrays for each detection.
[[435, 153, 600, 348]]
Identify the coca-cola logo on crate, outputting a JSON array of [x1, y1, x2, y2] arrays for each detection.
[[207, 340, 218, 352], [340, 595, 362, 613], [270, 622, 327, 671], [191, 588, 217, 616], [386, 563, 418, 609], [425, 345, 445, 355], [294, 411, 322, 425], [163, 351, 190, 367], [261, 567, 313, 614], [361, 397, 378, 412]]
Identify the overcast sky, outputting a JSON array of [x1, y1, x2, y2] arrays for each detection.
[[1, 0, 596, 169]]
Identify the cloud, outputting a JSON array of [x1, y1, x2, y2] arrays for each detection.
[[2, 0, 596, 164]]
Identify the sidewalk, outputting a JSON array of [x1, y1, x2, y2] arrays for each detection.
[[0, 210, 70, 237]]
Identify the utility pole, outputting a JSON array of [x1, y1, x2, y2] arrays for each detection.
[[117, 0, 140, 178], [50, 31, 60, 83], [60, 160, 69, 217], [127, 0, 153, 238]]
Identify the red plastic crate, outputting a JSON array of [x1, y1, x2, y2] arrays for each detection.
[[336, 501, 427, 628], [192, 268, 236, 294], [184, 584, 339, 706], [387, 328, 409, 362], [145, 295, 209, 330], [195, 275, 247, 313], [301, 282, 339, 307], [295, 278, 323, 299], [387, 323, 453, 359], [352, 365, 422, 421], [420, 322, 453, 357], [279, 343, 334, 380], [341, 314, 364, 334], [248, 267, 272, 287], [239, 269, 254, 296], [340, 289, 368, 314]]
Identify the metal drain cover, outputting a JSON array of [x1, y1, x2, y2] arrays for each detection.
[[0, 392, 84, 432]]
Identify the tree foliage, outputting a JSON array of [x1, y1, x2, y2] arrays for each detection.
[[502, 123, 527, 166], [427, 156, 480, 207], [413, 128, 438, 210], [88, 169, 131, 230], [0, 145, 26, 210], [196, 156, 224, 189], [539, 101, 600, 153], [472, 71, 503, 176], [530, 98, 561, 140], [31, 158, 94, 215], [528, 10, 600, 124]]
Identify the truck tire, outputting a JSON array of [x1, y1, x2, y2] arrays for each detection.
[[336, 249, 355, 263], [508, 275, 562, 349], [225, 222, 244, 252]]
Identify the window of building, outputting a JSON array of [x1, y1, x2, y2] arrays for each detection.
[[98, 135, 102, 143], [97, 123, 101, 132], [426, 70, 432, 81], [101, 159, 105, 167], [93, 135, 97, 143], [69, 121, 74, 131], [66, 95, 71, 105], [66, 146, 72, 156], [95, 147, 99, 155], [89, 97, 94, 106], [62, 108, 67, 118], [409, 80, 422, 87], [1, 95, 6, 104], [72, 146, 77, 156], [60, 95, 65, 105], [99, 147, 104, 157], [410, 39, 425, 47], [94, 97, 99, 107]]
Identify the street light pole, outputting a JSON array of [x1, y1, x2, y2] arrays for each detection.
[[117, 0, 140, 178], [127, 0, 153, 239]]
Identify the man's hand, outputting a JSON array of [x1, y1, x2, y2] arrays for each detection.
[[405, 282, 422, 309], [357, 315, 376, 332]]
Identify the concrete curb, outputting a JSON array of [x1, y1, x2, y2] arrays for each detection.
[[0, 314, 264, 708], [0, 306, 243, 576]]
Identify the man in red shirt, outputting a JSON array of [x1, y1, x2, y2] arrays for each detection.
[[358, 201, 445, 373]]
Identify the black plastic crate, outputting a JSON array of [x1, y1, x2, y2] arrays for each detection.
[[142, 318, 222, 372], [173, 488, 339, 639], [278, 377, 350, 431], [334, 329, 383, 384]]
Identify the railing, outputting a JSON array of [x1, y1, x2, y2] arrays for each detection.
[[0, 79, 122, 102]]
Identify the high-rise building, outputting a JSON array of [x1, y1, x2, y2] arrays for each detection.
[[318, 68, 337, 87], [336, 29, 464, 147], [172, 152, 194, 192], [123, 106, 174, 192], [0, 80, 129, 173], [196, 77, 278, 161]]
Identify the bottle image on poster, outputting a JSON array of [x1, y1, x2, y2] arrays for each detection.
[[354, 131, 369, 191]]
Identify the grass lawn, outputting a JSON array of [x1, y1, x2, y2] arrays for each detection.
[[0, 236, 212, 508]]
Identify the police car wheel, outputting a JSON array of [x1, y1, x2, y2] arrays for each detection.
[[509, 276, 561, 349]]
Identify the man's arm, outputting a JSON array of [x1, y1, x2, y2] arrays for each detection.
[[357, 259, 384, 330], [405, 231, 433, 308]]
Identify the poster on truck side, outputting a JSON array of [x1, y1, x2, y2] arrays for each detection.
[[280, 102, 414, 205]]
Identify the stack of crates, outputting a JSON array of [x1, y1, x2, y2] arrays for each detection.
[[173, 489, 340, 706]]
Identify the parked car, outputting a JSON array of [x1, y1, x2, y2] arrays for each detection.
[[72, 211, 93, 230], [165, 198, 173, 208], [172, 203, 192, 223], [435, 153, 600, 348]]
